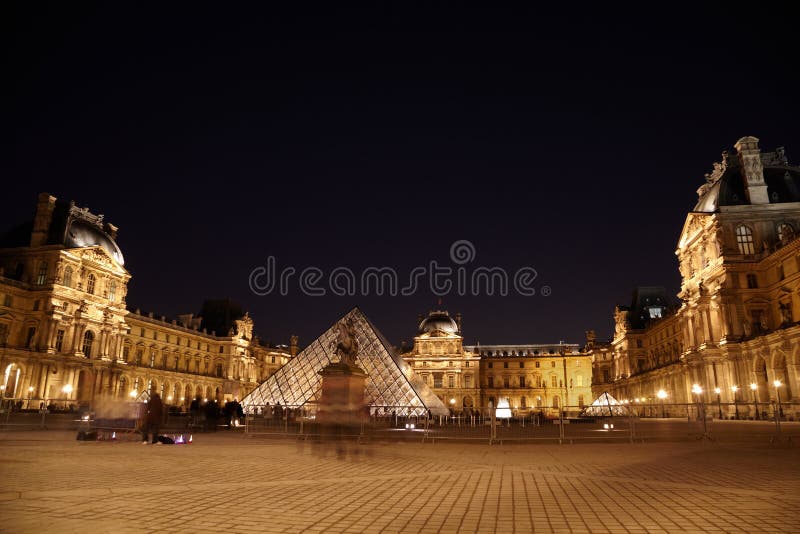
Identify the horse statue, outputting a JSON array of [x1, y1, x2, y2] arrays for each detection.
[[332, 319, 359, 368]]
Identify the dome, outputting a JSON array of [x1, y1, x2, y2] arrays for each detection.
[[418, 310, 459, 335], [694, 142, 800, 213], [64, 219, 125, 265]]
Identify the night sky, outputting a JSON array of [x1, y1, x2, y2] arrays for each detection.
[[5, 4, 799, 348]]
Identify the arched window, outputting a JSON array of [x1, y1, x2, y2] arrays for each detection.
[[87, 273, 96, 295], [777, 223, 795, 244], [108, 281, 117, 302], [735, 225, 755, 255], [36, 262, 48, 285], [63, 266, 73, 288], [82, 331, 94, 358]]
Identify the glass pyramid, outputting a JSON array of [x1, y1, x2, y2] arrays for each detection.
[[580, 391, 631, 417], [241, 307, 450, 416]]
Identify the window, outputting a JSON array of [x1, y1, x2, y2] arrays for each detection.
[[3, 294, 11, 307], [26, 327, 36, 348], [448, 375, 454, 388], [519, 376, 526, 388], [520, 396, 527, 408], [63, 267, 73, 288], [535, 361, 540, 368], [55, 329, 65, 352], [519, 362, 524, 368], [746, 274, 758, 289], [135, 348, 143, 365], [271, 356, 276, 363], [575, 360, 581, 367], [140, 328, 145, 337], [219, 346, 224, 353], [488, 362, 493, 369], [636, 339, 643, 348], [637, 358, 646, 372], [578, 395, 585, 407], [551, 361, 556, 368], [150, 349, 156, 367], [82, 331, 94, 358], [487, 377, 494, 388], [108, 281, 117, 302], [86, 273, 95, 294], [216, 363, 223, 377], [465, 361, 470, 368], [33, 300, 40, 311], [736, 225, 755, 255], [503, 362, 508, 369], [551, 375, 557, 387], [778, 223, 795, 244], [464, 375, 472, 388], [433, 374, 443, 388], [503, 376, 510, 388], [36, 262, 47, 285], [577, 374, 583, 387], [552, 396, 560, 408], [123, 345, 130, 362]]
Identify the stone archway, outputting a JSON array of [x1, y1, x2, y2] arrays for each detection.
[[76, 369, 93, 402], [772, 352, 793, 400], [2, 363, 22, 400], [754, 356, 770, 402]]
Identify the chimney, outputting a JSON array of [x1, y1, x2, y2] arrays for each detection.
[[30, 193, 56, 247], [585, 330, 596, 349], [735, 136, 769, 204], [455, 312, 463, 334], [289, 334, 299, 356]]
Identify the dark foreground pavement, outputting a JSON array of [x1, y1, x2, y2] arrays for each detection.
[[0, 428, 798, 533]]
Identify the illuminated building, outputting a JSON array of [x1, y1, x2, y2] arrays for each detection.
[[402, 310, 593, 415], [0, 194, 293, 408], [589, 137, 800, 418]]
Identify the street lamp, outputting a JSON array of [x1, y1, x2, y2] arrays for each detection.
[[691, 383, 710, 438], [714, 387, 722, 419], [730, 385, 739, 420], [773, 379, 783, 434], [656, 389, 667, 418], [750, 383, 759, 420], [27, 386, 34, 410]]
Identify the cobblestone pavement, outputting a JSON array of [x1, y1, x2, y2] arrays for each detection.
[[0, 430, 798, 533]]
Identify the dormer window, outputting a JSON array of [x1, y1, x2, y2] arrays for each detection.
[[735, 225, 755, 255]]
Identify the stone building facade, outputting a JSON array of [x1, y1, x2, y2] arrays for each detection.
[[589, 136, 800, 418], [0, 193, 293, 409], [401, 310, 593, 416]]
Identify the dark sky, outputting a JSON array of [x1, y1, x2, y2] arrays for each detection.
[[5, 4, 799, 348]]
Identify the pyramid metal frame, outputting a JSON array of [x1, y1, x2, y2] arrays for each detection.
[[241, 307, 450, 416]]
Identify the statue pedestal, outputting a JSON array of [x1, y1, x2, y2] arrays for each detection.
[[316, 362, 367, 425]]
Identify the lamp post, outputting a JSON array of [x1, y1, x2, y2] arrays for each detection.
[[657, 389, 667, 418], [714, 387, 722, 419], [27, 386, 34, 410], [691, 383, 710, 438], [730, 385, 739, 420], [750, 382, 759, 420], [773, 379, 783, 435]]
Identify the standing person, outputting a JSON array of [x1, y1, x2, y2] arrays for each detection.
[[142, 393, 164, 445]]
